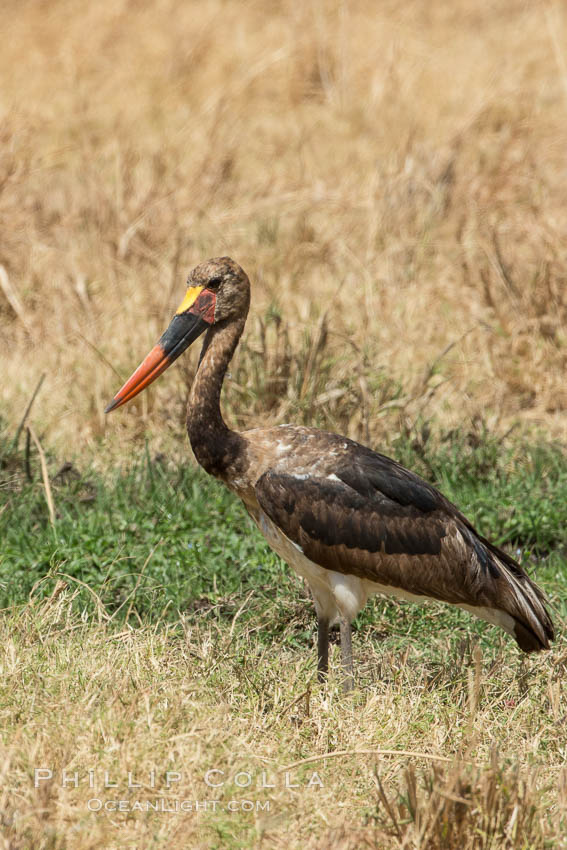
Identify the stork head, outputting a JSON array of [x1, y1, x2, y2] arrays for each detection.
[[105, 256, 250, 413]]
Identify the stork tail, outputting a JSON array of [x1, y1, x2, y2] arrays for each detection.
[[489, 546, 554, 652]]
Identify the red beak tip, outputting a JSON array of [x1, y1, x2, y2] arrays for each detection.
[[105, 399, 119, 414]]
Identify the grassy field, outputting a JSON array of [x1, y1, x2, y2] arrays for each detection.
[[1, 0, 567, 847], [1, 0, 567, 457], [1, 422, 566, 848]]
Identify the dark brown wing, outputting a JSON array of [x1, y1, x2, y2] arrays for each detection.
[[255, 462, 483, 605], [254, 442, 554, 650]]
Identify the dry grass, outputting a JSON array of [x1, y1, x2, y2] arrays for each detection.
[[1, 0, 567, 460], [1, 592, 566, 849]]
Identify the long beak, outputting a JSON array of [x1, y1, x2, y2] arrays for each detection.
[[105, 286, 216, 413]]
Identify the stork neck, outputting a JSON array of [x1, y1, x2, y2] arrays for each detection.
[[186, 315, 245, 477]]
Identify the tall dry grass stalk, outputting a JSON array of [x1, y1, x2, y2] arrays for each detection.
[[1, 0, 566, 460]]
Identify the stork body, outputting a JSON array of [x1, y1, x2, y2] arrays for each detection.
[[106, 257, 554, 687]]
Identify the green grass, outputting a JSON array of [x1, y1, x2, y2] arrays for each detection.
[[0, 439, 285, 621], [1, 420, 565, 657]]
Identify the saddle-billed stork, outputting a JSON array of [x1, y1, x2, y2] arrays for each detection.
[[106, 257, 554, 689]]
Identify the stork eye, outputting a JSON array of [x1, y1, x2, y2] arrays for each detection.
[[208, 276, 222, 289]]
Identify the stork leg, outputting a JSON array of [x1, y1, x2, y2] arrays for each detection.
[[340, 619, 354, 692], [317, 616, 329, 682]]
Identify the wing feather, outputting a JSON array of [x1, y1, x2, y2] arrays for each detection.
[[253, 440, 554, 650], [255, 466, 471, 601], [255, 438, 553, 652]]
